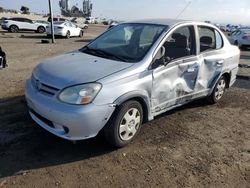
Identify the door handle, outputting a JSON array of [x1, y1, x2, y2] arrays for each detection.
[[216, 60, 224, 66]]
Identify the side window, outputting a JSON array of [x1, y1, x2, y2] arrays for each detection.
[[198, 26, 216, 52], [163, 25, 196, 60], [14, 18, 24, 22], [215, 30, 223, 49], [24, 19, 32, 23]]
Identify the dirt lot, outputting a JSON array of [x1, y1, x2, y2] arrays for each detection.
[[0, 25, 250, 188]]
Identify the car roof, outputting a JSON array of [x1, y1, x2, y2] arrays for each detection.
[[125, 19, 212, 27]]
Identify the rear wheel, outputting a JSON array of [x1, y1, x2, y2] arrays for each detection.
[[104, 100, 143, 148], [9, 25, 19, 33], [207, 76, 227, 104], [66, 31, 70, 39], [37, 26, 46, 33]]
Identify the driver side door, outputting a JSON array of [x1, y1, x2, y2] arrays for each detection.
[[151, 25, 199, 115]]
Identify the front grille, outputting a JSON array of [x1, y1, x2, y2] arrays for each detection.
[[31, 74, 60, 96]]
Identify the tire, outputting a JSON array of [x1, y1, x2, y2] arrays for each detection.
[[104, 100, 143, 148], [207, 76, 227, 104], [37, 26, 46, 33], [79, 30, 84, 37], [9, 25, 19, 33], [66, 31, 70, 39]]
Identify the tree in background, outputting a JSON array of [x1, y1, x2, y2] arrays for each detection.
[[20, 6, 30, 14], [0, 7, 4, 13]]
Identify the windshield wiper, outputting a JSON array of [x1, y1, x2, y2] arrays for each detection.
[[80, 47, 127, 62]]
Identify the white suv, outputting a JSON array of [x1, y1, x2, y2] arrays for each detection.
[[1, 17, 48, 33]]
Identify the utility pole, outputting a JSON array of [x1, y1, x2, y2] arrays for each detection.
[[48, 0, 55, 43]]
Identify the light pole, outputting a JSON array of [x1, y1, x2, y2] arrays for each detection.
[[48, 0, 55, 43]]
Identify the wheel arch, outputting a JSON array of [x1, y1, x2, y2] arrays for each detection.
[[113, 91, 153, 123], [221, 72, 231, 88], [37, 25, 45, 30], [9, 24, 19, 29]]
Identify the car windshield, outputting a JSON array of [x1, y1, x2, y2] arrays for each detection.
[[80, 23, 167, 62]]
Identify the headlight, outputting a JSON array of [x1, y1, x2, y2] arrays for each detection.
[[58, 83, 102, 105]]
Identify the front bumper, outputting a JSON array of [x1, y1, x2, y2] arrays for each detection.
[[25, 79, 115, 141], [1, 25, 8, 30]]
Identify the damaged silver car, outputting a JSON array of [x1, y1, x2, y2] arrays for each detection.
[[25, 19, 240, 147]]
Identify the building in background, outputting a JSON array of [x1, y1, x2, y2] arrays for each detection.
[[59, 0, 92, 17]]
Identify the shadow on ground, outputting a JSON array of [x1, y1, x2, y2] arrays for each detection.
[[0, 96, 115, 178], [0, 78, 249, 178]]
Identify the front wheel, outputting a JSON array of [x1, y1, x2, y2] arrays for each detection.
[[66, 31, 70, 39], [9, 25, 19, 33], [104, 100, 143, 148], [207, 76, 227, 104], [37, 26, 45, 33]]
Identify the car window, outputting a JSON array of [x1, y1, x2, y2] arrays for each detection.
[[163, 25, 196, 60], [83, 23, 167, 63], [198, 26, 216, 53], [24, 18, 32, 23], [13, 18, 24, 22], [215, 30, 223, 49], [139, 26, 164, 48]]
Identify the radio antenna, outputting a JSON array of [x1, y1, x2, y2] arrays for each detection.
[[176, 1, 192, 19]]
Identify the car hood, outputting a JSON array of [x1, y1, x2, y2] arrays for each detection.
[[33, 51, 134, 89]]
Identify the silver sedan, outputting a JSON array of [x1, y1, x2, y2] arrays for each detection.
[[25, 19, 240, 147]]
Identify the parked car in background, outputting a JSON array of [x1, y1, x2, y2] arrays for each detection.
[[46, 21, 84, 38], [108, 22, 119, 29], [1, 17, 47, 33], [85, 17, 96, 24], [35, 20, 49, 25], [47, 17, 68, 22], [26, 19, 240, 147], [228, 28, 250, 49], [71, 18, 88, 29]]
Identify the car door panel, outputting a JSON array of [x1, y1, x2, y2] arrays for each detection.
[[151, 56, 199, 113], [196, 52, 225, 92]]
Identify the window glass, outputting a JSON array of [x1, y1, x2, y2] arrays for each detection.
[[163, 26, 196, 60], [198, 26, 216, 52], [215, 30, 223, 49], [139, 26, 164, 47], [82, 23, 167, 62]]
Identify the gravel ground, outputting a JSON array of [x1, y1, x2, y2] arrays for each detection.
[[0, 25, 250, 188]]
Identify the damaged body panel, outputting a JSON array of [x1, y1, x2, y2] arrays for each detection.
[[25, 19, 240, 146]]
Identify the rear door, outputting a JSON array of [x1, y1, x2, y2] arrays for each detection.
[[22, 18, 36, 30], [151, 25, 199, 114], [195, 26, 225, 94]]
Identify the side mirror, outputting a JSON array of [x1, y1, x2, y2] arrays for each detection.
[[151, 46, 171, 69]]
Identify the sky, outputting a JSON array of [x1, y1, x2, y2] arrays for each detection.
[[0, 0, 250, 24]]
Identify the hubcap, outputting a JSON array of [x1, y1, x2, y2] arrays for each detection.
[[39, 27, 45, 33], [215, 79, 226, 100], [11, 26, 17, 32], [119, 108, 141, 141]]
